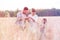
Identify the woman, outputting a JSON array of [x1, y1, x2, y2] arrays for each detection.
[[28, 8, 40, 40], [16, 7, 29, 30]]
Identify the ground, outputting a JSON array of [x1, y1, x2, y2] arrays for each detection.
[[0, 17, 60, 40]]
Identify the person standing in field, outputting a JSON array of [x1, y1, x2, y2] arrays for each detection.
[[28, 8, 38, 23], [28, 8, 40, 40], [40, 18, 47, 40], [16, 7, 29, 30]]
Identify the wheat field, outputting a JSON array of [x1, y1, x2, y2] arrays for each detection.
[[0, 17, 60, 40]]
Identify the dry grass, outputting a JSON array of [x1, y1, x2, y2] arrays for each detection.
[[0, 17, 60, 40], [0, 17, 40, 40]]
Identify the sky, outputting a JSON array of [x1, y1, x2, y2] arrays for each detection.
[[0, 0, 60, 10]]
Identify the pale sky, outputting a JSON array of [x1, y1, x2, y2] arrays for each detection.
[[0, 0, 60, 10]]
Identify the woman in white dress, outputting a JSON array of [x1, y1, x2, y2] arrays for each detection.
[[28, 8, 40, 40]]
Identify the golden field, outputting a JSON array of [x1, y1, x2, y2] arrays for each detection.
[[0, 17, 60, 40]]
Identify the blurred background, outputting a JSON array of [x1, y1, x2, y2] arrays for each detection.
[[0, 0, 60, 17], [0, 8, 60, 17]]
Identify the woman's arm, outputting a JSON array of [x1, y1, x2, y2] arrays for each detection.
[[29, 17, 35, 22], [17, 12, 23, 21]]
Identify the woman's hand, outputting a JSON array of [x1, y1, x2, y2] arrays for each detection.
[[25, 17, 29, 20], [17, 17, 22, 21], [28, 17, 35, 22]]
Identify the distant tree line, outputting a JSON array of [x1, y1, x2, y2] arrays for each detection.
[[0, 8, 60, 17], [36, 8, 60, 16]]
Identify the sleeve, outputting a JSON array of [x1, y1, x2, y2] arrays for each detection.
[[34, 15, 38, 22], [17, 12, 22, 20], [17, 12, 21, 18]]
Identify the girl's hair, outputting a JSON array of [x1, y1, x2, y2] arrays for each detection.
[[32, 8, 36, 12], [23, 7, 28, 10]]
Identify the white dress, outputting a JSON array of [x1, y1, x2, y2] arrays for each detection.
[[28, 14, 40, 40], [28, 14, 38, 32], [16, 12, 27, 27]]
